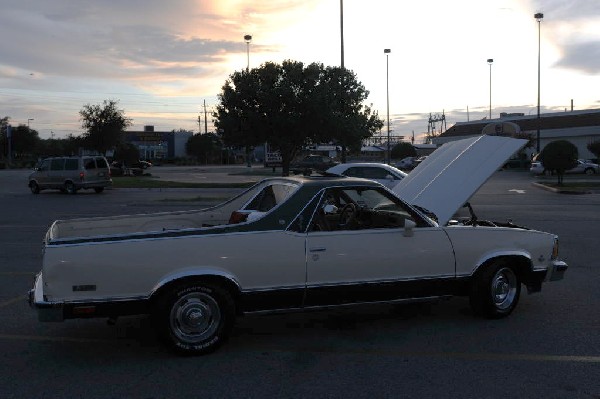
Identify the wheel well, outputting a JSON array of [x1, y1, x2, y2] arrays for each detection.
[[150, 275, 242, 312], [475, 255, 532, 281]]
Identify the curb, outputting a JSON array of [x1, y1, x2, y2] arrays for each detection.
[[531, 182, 591, 195]]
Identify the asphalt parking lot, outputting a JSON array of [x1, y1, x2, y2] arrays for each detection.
[[0, 167, 599, 398]]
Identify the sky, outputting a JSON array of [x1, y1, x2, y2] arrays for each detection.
[[1, 0, 599, 143]]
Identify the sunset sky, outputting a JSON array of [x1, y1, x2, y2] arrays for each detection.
[[1, 0, 599, 143]]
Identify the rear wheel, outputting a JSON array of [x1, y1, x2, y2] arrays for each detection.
[[584, 168, 595, 175], [94, 187, 104, 193], [29, 182, 40, 194], [470, 260, 521, 319], [64, 181, 77, 195], [155, 283, 235, 355]]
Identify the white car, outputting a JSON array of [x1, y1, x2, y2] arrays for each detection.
[[326, 162, 407, 189], [530, 159, 599, 175], [29, 136, 567, 355], [396, 156, 416, 170]]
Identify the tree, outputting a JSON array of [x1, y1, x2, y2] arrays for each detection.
[[80, 100, 132, 154], [539, 140, 578, 185], [214, 61, 382, 175], [391, 142, 417, 160], [587, 140, 600, 161], [186, 133, 223, 164], [113, 142, 141, 165]]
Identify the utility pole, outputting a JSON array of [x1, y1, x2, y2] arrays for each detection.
[[203, 100, 208, 134]]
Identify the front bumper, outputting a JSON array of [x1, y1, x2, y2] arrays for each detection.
[[28, 272, 64, 322], [547, 260, 568, 282]]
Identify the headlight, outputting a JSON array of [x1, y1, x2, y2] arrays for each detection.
[[551, 237, 559, 260]]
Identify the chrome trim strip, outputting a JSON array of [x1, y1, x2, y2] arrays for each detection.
[[245, 295, 453, 315]]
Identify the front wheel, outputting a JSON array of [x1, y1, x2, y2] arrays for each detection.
[[470, 261, 521, 319], [29, 181, 40, 194], [94, 187, 104, 193], [584, 168, 595, 175], [155, 283, 235, 355]]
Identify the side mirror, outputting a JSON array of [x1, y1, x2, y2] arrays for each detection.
[[403, 219, 416, 237]]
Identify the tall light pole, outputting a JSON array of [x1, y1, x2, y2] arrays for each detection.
[[487, 59, 493, 119], [384, 49, 391, 164], [28, 118, 34, 128], [244, 34, 252, 167], [244, 34, 252, 71], [535, 12, 543, 153], [340, 0, 344, 69]]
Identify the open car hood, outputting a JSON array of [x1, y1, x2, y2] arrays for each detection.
[[392, 135, 528, 226]]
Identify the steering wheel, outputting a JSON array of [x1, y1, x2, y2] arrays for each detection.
[[338, 203, 357, 227]]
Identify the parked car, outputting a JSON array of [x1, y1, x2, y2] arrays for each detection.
[[396, 156, 416, 170], [29, 136, 567, 355], [110, 161, 147, 177], [28, 156, 112, 194], [131, 160, 152, 169], [326, 162, 407, 189], [290, 154, 338, 175], [530, 159, 599, 175]]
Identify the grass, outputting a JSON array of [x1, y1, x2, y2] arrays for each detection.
[[111, 176, 256, 189]]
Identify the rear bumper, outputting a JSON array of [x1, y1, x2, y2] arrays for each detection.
[[28, 273, 64, 322], [29, 272, 150, 322]]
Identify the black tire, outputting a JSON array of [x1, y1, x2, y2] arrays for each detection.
[[64, 181, 77, 195], [584, 168, 595, 175], [94, 187, 104, 193], [155, 283, 235, 355], [469, 260, 521, 319], [29, 182, 40, 194]]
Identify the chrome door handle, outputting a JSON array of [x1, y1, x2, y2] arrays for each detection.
[[309, 247, 326, 252]]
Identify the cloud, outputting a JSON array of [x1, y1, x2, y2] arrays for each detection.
[[555, 41, 600, 74]]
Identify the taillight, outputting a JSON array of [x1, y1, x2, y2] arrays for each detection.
[[551, 238, 559, 260], [228, 211, 249, 224], [79, 172, 85, 181]]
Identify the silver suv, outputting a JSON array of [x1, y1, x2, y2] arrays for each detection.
[[28, 156, 112, 194]]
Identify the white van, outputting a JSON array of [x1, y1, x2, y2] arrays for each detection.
[[28, 156, 112, 194]]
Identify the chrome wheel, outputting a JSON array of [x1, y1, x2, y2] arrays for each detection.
[[491, 267, 518, 311], [170, 292, 221, 345]]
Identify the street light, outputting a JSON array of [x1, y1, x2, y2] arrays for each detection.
[[487, 59, 493, 119], [384, 49, 391, 164], [340, 0, 344, 69], [535, 12, 543, 153], [244, 34, 252, 71], [244, 34, 252, 167], [28, 118, 34, 128]]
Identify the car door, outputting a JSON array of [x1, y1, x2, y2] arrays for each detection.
[[303, 186, 455, 307]]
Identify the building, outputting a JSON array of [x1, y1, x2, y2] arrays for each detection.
[[125, 126, 193, 159], [433, 109, 600, 159]]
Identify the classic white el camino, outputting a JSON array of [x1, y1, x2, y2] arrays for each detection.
[[30, 136, 568, 354]]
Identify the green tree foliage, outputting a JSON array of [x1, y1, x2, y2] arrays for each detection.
[[539, 140, 578, 185], [587, 140, 600, 160], [186, 133, 223, 164], [114, 142, 141, 165], [391, 142, 417, 160], [0, 118, 41, 163], [80, 100, 132, 154], [214, 61, 383, 175]]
